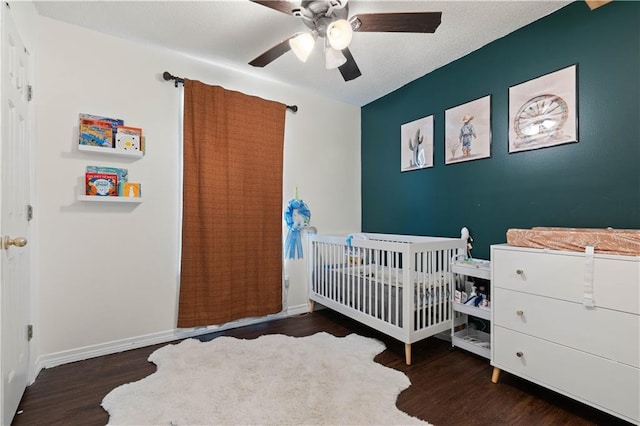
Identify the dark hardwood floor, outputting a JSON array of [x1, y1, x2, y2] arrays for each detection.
[[12, 309, 633, 426]]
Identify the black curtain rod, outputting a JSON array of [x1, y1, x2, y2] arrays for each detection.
[[162, 71, 298, 113]]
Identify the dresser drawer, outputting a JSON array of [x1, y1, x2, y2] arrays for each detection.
[[491, 246, 639, 314], [493, 326, 640, 423], [493, 288, 639, 367]]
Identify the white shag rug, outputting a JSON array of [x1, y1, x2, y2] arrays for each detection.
[[102, 332, 431, 425]]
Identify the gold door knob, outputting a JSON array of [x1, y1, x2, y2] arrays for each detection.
[[3, 236, 27, 250]]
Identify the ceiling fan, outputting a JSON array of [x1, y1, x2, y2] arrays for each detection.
[[249, 0, 442, 82]]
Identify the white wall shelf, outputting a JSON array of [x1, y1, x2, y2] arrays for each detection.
[[78, 144, 144, 158], [78, 195, 142, 203], [453, 329, 491, 359], [79, 137, 144, 200]]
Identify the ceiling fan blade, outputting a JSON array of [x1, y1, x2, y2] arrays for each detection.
[[351, 12, 442, 33], [338, 48, 361, 82], [249, 37, 293, 67], [250, 0, 298, 15]]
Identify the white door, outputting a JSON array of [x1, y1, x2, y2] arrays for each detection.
[[0, 4, 31, 425]]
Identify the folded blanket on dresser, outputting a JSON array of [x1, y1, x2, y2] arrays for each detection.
[[506, 227, 640, 256]]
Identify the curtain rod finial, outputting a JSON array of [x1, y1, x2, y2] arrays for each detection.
[[163, 71, 184, 87]]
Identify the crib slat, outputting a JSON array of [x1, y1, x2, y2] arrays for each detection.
[[374, 251, 379, 319]]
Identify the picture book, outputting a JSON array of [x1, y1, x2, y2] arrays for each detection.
[[119, 182, 141, 198], [80, 113, 124, 146], [79, 118, 113, 148], [86, 173, 118, 196], [115, 132, 140, 152], [86, 165, 128, 183], [116, 125, 142, 137], [115, 126, 143, 152]]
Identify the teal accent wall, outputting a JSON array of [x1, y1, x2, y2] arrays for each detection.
[[361, 1, 640, 260]]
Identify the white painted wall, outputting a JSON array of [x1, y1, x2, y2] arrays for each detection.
[[32, 16, 360, 370]]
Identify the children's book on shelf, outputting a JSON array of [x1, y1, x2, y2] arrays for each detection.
[[78, 114, 145, 154], [86, 165, 128, 183], [115, 126, 142, 152], [454, 290, 468, 304], [79, 113, 124, 147], [86, 173, 118, 196], [119, 182, 141, 198], [79, 118, 113, 148], [116, 125, 142, 137]]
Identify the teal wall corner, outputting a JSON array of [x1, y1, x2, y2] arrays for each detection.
[[361, 1, 640, 259]]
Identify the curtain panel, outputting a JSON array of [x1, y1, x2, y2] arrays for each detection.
[[178, 79, 286, 328]]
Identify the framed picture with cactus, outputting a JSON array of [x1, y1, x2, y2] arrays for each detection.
[[400, 115, 434, 172], [445, 95, 492, 164]]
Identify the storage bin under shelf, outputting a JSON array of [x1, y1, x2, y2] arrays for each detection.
[[452, 328, 490, 359]]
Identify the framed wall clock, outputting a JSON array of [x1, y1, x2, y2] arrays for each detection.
[[508, 64, 577, 153]]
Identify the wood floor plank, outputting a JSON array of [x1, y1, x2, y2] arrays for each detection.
[[11, 310, 633, 425]]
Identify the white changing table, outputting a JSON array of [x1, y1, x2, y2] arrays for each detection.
[[490, 244, 639, 424]]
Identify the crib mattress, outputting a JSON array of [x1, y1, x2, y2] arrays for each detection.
[[506, 227, 640, 256], [335, 265, 446, 287], [323, 266, 448, 321]]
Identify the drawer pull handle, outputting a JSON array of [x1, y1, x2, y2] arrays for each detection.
[[516, 269, 524, 275], [516, 351, 524, 358], [516, 310, 524, 316]]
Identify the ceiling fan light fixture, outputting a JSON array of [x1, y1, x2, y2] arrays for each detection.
[[326, 19, 353, 50], [289, 32, 316, 62], [325, 46, 347, 69], [329, 0, 348, 9]]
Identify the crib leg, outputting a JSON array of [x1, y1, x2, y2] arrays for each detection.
[[405, 343, 412, 365], [309, 300, 316, 313], [491, 367, 501, 383]]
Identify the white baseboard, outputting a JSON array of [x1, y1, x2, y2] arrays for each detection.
[[286, 302, 312, 316], [30, 303, 311, 383]]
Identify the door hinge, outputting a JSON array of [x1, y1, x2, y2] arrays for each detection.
[[27, 204, 33, 221], [27, 324, 33, 341], [27, 85, 33, 101]]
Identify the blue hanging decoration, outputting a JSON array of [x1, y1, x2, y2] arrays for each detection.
[[284, 190, 311, 260]]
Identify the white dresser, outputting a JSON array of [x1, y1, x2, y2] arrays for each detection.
[[491, 244, 640, 424]]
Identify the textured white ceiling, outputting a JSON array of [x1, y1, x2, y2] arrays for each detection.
[[34, 0, 573, 106]]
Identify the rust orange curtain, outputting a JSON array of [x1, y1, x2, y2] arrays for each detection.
[[178, 79, 286, 328]]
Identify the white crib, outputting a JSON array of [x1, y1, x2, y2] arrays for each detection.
[[307, 233, 466, 365]]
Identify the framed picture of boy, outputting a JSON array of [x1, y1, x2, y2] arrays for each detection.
[[445, 95, 492, 164]]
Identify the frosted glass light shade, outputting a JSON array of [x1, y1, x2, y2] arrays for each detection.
[[289, 32, 315, 62], [325, 46, 347, 69], [326, 19, 353, 50]]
